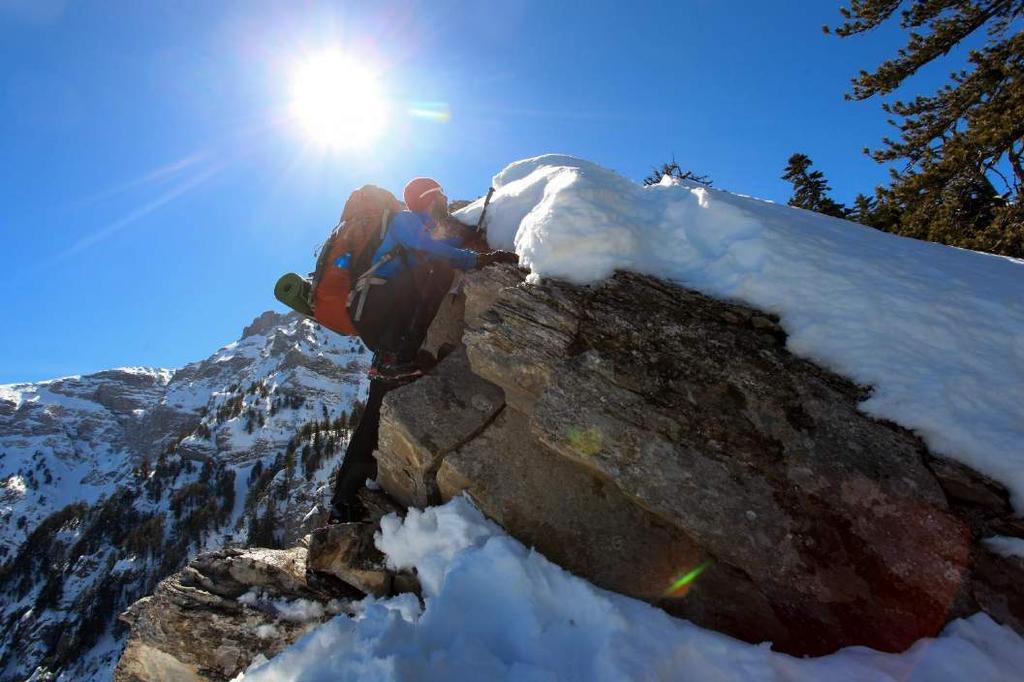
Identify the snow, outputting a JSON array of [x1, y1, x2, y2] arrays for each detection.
[[271, 599, 329, 623], [109, 366, 175, 382], [35, 385, 110, 414], [2, 475, 27, 495], [375, 498, 500, 599], [229, 463, 255, 528], [0, 384, 26, 409], [983, 536, 1024, 560], [110, 557, 140, 574], [238, 588, 345, 623], [239, 497, 1024, 681], [454, 155, 1024, 510], [257, 624, 281, 639]]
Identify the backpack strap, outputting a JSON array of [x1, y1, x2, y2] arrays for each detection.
[[348, 249, 400, 322], [347, 210, 416, 323], [351, 276, 387, 321]]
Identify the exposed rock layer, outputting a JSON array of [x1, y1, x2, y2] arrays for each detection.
[[117, 504, 422, 682], [115, 547, 339, 682], [376, 265, 1023, 656]]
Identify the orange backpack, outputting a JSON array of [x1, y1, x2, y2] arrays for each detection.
[[310, 185, 403, 336]]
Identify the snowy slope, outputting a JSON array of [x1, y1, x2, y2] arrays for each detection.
[[0, 311, 371, 681], [455, 155, 1024, 509], [0, 367, 173, 563], [240, 497, 1024, 682]]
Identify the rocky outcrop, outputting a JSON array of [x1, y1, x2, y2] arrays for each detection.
[[242, 310, 290, 339], [117, 494, 420, 682], [374, 264, 1024, 656], [115, 547, 346, 682], [306, 523, 392, 596], [305, 488, 413, 598]]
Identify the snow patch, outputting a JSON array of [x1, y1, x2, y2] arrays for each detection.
[[238, 589, 342, 623], [0, 384, 26, 409], [2, 475, 27, 495], [239, 497, 1024, 681], [256, 624, 280, 639], [110, 367, 175, 383], [982, 536, 1024, 560]]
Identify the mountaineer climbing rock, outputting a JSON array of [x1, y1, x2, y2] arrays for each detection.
[[320, 177, 516, 522]]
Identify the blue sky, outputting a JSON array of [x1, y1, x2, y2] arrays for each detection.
[[0, 1, 959, 382]]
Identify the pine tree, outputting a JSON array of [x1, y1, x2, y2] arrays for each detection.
[[248, 502, 279, 548], [349, 399, 366, 427], [642, 159, 712, 187], [134, 455, 151, 481], [848, 191, 902, 230], [782, 153, 848, 218], [849, 193, 877, 226], [826, 0, 1024, 257], [249, 460, 263, 483]]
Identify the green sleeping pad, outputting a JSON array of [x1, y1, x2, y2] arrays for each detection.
[[274, 273, 314, 317]]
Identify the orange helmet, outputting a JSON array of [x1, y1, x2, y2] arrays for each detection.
[[404, 177, 444, 212]]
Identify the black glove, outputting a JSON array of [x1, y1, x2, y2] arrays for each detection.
[[475, 250, 519, 268]]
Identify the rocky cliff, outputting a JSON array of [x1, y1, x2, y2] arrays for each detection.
[[117, 264, 1024, 677], [389, 264, 1024, 656]]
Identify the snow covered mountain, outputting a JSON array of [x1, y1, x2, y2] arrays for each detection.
[[0, 311, 371, 680]]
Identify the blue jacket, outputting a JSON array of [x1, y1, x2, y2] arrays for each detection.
[[369, 210, 478, 279]]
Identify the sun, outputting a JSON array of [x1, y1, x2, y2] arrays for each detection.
[[289, 52, 388, 149]]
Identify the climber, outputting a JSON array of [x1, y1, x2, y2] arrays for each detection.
[[328, 177, 517, 523]]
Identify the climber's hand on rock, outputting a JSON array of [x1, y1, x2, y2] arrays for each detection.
[[476, 251, 519, 268]]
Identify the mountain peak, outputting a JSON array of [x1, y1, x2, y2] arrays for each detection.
[[242, 310, 297, 339]]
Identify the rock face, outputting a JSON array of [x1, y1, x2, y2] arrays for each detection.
[[115, 546, 350, 682], [117, 499, 422, 682], [307, 522, 392, 596], [376, 347, 505, 508], [374, 264, 1024, 656]]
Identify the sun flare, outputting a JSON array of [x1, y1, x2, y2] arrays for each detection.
[[289, 52, 388, 149]]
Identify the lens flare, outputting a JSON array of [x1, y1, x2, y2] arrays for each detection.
[[664, 561, 710, 598], [408, 102, 452, 123], [567, 426, 603, 457]]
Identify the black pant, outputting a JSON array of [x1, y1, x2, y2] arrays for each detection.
[[331, 262, 457, 509], [330, 376, 390, 510]]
